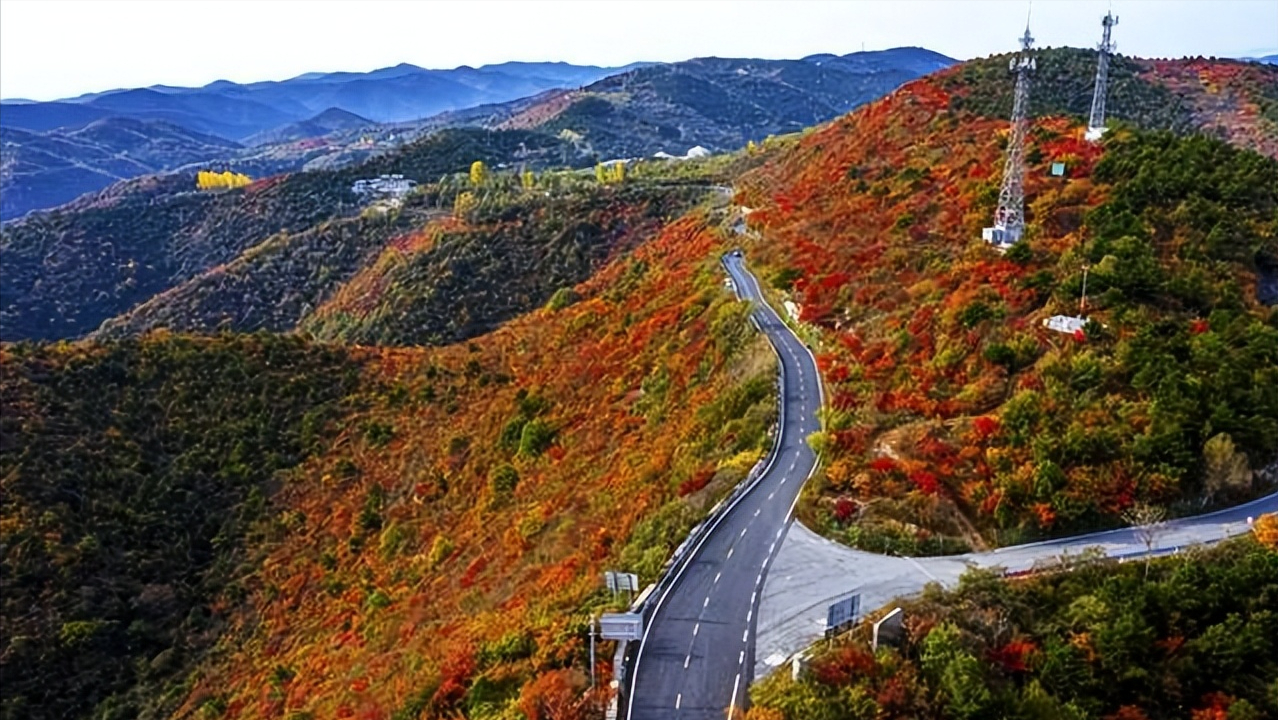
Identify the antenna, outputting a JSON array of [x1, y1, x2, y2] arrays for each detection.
[[981, 15, 1036, 249], [1086, 11, 1119, 141]]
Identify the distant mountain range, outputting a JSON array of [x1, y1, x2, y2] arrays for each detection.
[[0, 61, 646, 220], [0, 49, 957, 221], [0, 61, 650, 140]]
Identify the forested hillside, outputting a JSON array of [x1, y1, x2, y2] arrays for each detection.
[[737, 57, 1278, 552], [748, 535, 1278, 720], [2, 179, 778, 719], [0, 128, 572, 342]]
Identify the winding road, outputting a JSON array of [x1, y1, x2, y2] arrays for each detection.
[[626, 253, 822, 719], [627, 253, 1278, 717]]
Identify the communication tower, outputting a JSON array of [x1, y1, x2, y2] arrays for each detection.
[[982, 24, 1036, 248], [1086, 12, 1119, 141]]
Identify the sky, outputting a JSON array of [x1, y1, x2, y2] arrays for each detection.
[[1, 0, 1275, 101]]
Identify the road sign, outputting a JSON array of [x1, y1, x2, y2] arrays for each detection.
[[599, 612, 644, 641], [604, 571, 639, 594], [825, 595, 860, 638]]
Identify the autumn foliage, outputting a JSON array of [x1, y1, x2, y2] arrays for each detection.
[[736, 58, 1278, 551]]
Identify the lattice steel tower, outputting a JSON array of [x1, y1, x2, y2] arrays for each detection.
[[1086, 12, 1119, 141], [983, 24, 1036, 248]]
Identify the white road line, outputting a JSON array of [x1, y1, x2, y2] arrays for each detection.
[[714, 572, 721, 584], [684, 655, 691, 669], [768, 491, 775, 500], [676, 693, 682, 709], [754, 508, 760, 517], [740, 527, 748, 538], [751, 590, 757, 604], [742, 629, 749, 642], [704, 596, 710, 608], [739, 650, 746, 664], [693, 623, 699, 636], [729, 673, 742, 716], [727, 547, 734, 559], [747, 609, 752, 622]]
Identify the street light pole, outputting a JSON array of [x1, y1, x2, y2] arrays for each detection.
[[589, 614, 597, 688]]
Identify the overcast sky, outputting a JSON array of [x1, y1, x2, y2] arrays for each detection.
[[1, 0, 1275, 101]]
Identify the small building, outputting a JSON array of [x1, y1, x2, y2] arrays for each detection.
[[1050, 162, 1066, 176], [352, 174, 417, 199], [1043, 315, 1087, 334]]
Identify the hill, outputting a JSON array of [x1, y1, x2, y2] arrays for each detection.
[[1, 188, 778, 718], [0, 118, 242, 221], [736, 53, 1278, 553], [0, 127, 573, 342], [492, 48, 958, 158], [243, 107, 375, 147]]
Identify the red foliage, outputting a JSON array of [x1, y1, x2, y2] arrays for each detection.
[[1190, 318, 1210, 334], [834, 497, 858, 523], [809, 645, 877, 686], [971, 416, 1000, 441], [869, 457, 898, 474], [678, 467, 715, 496], [1105, 707, 1152, 720], [987, 638, 1036, 673], [1191, 693, 1235, 720], [908, 470, 940, 495]]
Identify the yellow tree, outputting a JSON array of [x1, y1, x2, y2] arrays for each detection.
[[453, 191, 478, 218], [594, 163, 607, 184], [1254, 513, 1278, 549], [469, 160, 487, 186], [521, 168, 536, 191]]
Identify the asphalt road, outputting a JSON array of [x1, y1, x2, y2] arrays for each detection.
[[627, 253, 823, 719], [755, 489, 1278, 677]]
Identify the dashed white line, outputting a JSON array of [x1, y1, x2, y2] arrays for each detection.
[[693, 623, 700, 636], [727, 547, 734, 559], [676, 693, 682, 709], [751, 590, 757, 604], [746, 608, 753, 622], [742, 629, 749, 642], [684, 655, 691, 669], [768, 491, 775, 500], [740, 527, 748, 538], [739, 650, 746, 663], [714, 571, 721, 584], [754, 508, 760, 517], [703, 596, 710, 608]]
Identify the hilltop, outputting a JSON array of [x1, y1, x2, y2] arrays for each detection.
[[736, 50, 1278, 552]]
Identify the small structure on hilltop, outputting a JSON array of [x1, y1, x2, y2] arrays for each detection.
[[351, 174, 416, 200], [982, 23, 1037, 250], [1044, 264, 1090, 336], [1086, 11, 1120, 142]]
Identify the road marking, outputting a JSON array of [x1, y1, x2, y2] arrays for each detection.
[[740, 527, 748, 538], [684, 655, 691, 669], [768, 491, 775, 500], [770, 541, 776, 554], [729, 673, 742, 716], [676, 693, 682, 709], [742, 629, 749, 642], [751, 590, 757, 604], [704, 596, 710, 608], [754, 508, 760, 517], [727, 547, 734, 559], [693, 623, 699, 636], [747, 608, 753, 622], [714, 571, 721, 584], [739, 650, 746, 664]]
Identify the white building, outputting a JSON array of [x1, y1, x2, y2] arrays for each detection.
[[1043, 315, 1087, 334]]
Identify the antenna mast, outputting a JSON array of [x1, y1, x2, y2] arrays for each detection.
[[1086, 11, 1119, 141], [982, 23, 1036, 248]]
